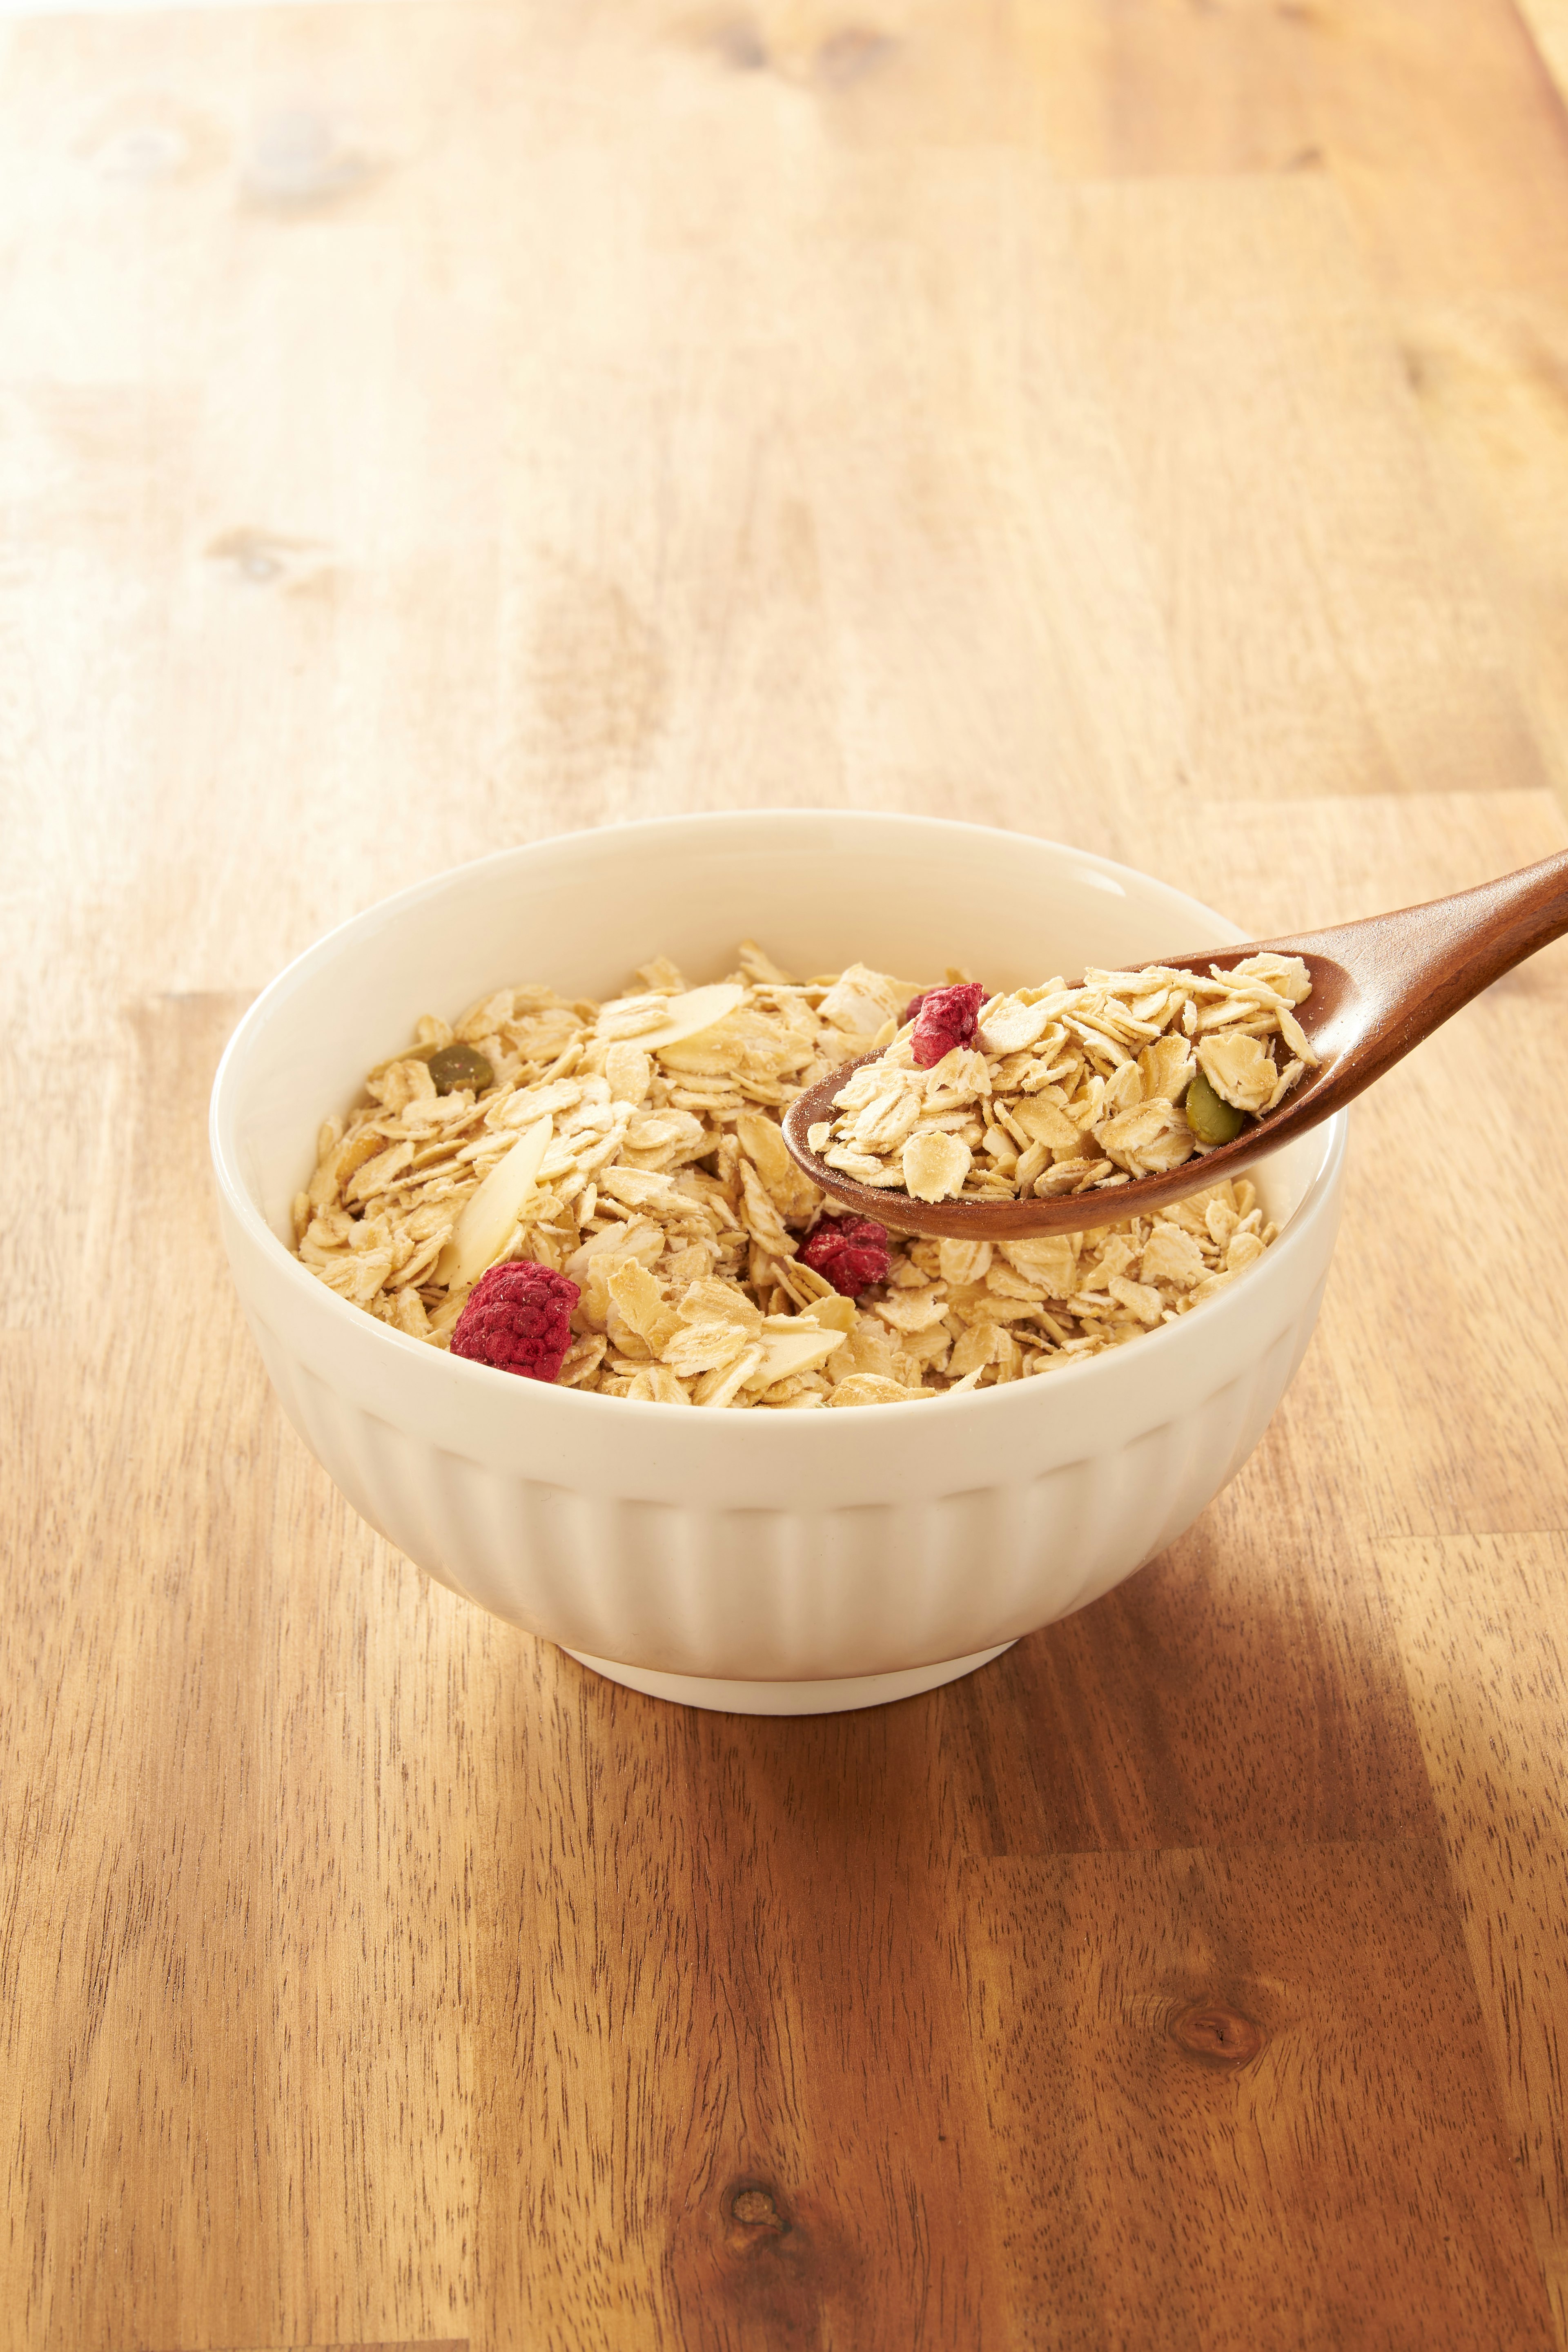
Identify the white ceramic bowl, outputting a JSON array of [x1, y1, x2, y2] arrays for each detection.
[[211, 812, 1346, 1714]]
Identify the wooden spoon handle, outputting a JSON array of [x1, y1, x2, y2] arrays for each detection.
[[1257, 847, 1568, 1099]]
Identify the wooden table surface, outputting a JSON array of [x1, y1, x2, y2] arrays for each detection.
[[8, 0, 1568, 2344]]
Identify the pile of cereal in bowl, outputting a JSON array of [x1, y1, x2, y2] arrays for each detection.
[[292, 945, 1291, 1408]]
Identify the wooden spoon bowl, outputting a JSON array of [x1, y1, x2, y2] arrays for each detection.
[[781, 850, 1568, 1240]]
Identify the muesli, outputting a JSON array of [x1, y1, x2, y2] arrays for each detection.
[[293, 945, 1287, 1408], [811, 955, 1315, 1203]]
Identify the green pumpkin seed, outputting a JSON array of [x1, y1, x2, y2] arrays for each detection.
[[1185, 1066, 1246, 1146], [425, 1041, 494, 1096]]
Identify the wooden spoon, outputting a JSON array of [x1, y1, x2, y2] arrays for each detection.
[[781, 849, 1568, 1239]]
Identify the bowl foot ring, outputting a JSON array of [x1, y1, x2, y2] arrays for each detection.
[[560, 1641, 1015, 1716]]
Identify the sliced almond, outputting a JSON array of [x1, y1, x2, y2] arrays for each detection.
[[597, 982, 744, 1055], [437, 1114, 553, 1290]]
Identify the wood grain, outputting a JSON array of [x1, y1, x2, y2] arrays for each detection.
[[1013, 0, 1568, 849], [475, 1668, 1002, 2349], [966, 1845, 1557, 2349], [1156, 789, 1568, 1546], [1380, 1533, 1568, 2339], [949, 1499, 1438, 1859], [1, 997, 474, 2348], [4, 1, 1568, 2346]]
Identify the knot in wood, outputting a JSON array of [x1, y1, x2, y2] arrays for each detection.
[[730, 2183, 788, 2234], [1169, 1998, 1265, 2068]]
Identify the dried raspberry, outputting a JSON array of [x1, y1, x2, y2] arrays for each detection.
[[911, 981, 985, 1068], [799, 1216, 891, 1297], [450, 1259, 579, 1382]]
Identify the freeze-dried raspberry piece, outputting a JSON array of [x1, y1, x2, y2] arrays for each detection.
[[911, 982, 984, 1068], [800, 1216, 891, 1297], [450, 1259, 579, 1382]]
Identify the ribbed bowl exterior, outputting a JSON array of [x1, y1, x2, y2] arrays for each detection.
[[211, 813, 1347, 1685]]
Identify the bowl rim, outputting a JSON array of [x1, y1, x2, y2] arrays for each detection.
[[210, 808, 1348, 1433]]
